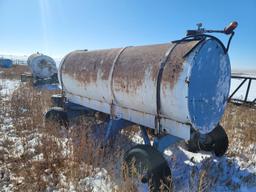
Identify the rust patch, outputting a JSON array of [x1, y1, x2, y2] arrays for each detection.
[[62, 48, 122, 84], [112, 44, 170, 93], [62, 40, 201, 94], [38, 59, 51, 69], [162, 41, 201, 89]]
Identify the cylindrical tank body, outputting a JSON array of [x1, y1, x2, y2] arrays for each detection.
[[59, 37, 231, 135], [0, 58, 13, 68], [27, 53, 57, 78]]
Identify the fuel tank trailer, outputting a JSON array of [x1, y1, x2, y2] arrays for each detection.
[[45, 22, 238, 191]]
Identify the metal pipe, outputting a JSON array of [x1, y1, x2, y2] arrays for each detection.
[[229, 78, 247, 100], [244, 79, 252, 102]]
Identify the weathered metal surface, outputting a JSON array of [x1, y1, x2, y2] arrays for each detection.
[[112, 41, 201, 115], [162, 41, 201, 89], [63, 48, 121, 84], [65, 92, 191, 140], [112, 43, 170, 114], [27, 53, 57, 78], [160, 46, 200, 127], [62, 49, 122, 103], [113, 44, 169, 91], [188, 39, 231, 133], [60, 37, 231, 138]]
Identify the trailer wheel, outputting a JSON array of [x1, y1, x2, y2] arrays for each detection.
[[207, 124, 228, 157], [187, 124, 228, 157], [44, 107, 68, 126], [123, 144, 172, 192]]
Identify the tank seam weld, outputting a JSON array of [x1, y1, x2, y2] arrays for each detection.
[[155, 43, 178, 134], [109, 46, 131, 117]]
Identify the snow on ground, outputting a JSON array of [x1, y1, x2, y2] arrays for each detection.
[[79, 168, 117, 192], [131, 134, 256, 191], [0, 78, 255, 191], [0, 79, 21, 191], [0, 79, 19, 97], [165, 143, 256, 191]]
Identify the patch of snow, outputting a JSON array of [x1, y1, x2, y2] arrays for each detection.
[[0, 79, 19, 96], [79, 168, 116, 192], [130, 133, 144, 144]]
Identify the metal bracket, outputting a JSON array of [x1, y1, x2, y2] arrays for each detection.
[[140, 126, 151, 145], [104, 118, 133, 144], [153, 134, 181, 153]]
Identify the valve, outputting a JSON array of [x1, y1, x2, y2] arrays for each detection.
[[186, 21, 238, 36]]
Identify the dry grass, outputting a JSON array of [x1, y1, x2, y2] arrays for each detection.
[[194, 103, 256, 192], [1, 81, 138, 191], [221, 103, 256, 157], [0, 65, 30, 79], [1, 78, 255, 191]]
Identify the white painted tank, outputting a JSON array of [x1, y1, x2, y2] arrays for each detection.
[[27, 53, 57, 79], [59, 37, 231, 140]]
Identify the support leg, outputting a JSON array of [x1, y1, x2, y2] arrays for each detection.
[[153, 134, 181, 153], [140, 126, 151, 145], [104, 118, 133, 144]]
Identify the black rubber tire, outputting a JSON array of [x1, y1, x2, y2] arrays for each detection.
[[207, 124, 229, 157], [187, 131, 200, 153], [44, 107, 68, 126], [187, 124, 229, 157], [123, 144, 172, 192]]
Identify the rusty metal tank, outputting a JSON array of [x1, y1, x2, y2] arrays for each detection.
[[59, 37, 231, 139], [27, 53, 57, 78]]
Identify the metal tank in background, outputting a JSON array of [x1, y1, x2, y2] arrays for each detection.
[[0, 58, 13, 68], [21, 52, 59, 88], [45, 22, 238, 191], [27, 52, 57, 79]]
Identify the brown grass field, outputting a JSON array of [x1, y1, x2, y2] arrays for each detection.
[[0, 65, 30, 79], [0, 66, 255, 191]]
